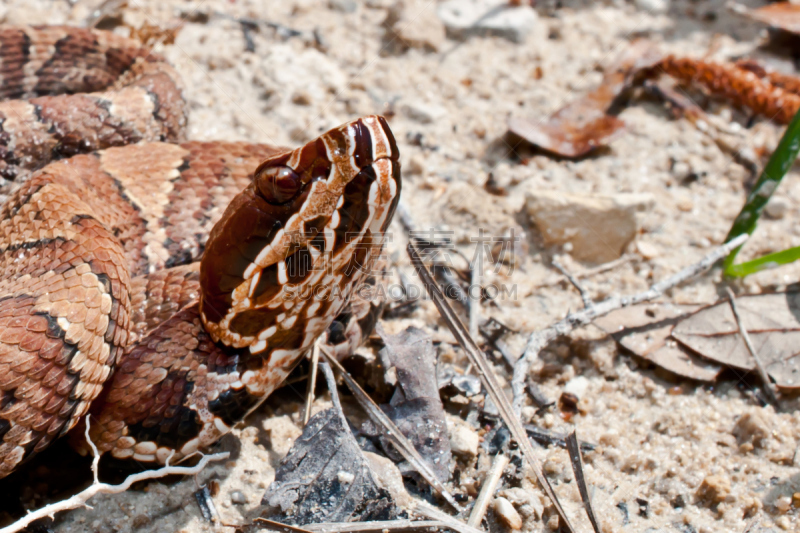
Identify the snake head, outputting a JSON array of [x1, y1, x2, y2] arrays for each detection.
[[199, 116, 400, 365]]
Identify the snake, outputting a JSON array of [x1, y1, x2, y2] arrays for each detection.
[[0, 25, 401, 478]]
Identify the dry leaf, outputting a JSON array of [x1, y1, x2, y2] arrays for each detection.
[[671, 292, 800, 390], [508, 41, 661, 158], [375, 325, 452, 482], [262, 408, 398, 524], [744, 2, 800, 35], [595, 303, 722, 382]]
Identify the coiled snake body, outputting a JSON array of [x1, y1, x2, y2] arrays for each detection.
[[0, 26, 400, 478]]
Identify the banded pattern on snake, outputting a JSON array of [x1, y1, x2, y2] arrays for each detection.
[[0, 25, 400, 478]]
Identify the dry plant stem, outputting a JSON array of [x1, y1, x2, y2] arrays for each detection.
[[0, 417, 229, 533], [469, 263, 481, 339], [318, 345, 464, 512], [467, 453, 509, 528], [514, 234, 750, 414], [303, 341, 322, 426], [552, 259, 592, 308], [724, 287, 780, 406], [412, 499, 487, 533], [407, 243, 577, 533], [307, 520, 463, 533], [566, 432, 602, 533]]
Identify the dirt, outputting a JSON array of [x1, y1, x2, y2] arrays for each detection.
[[2, 0, 799, 532]]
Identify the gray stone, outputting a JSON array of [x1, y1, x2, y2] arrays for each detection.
[[765, 196, 789, 219], [437, 0, 538, 44], [524, 190, 654, 263], [230, 491, 247, 505], [328, 0, 357, 13]]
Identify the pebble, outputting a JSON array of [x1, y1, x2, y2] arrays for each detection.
[[402, 101, 448, 124], [733, 411, 770, 448], [696, 474, 730, 504], [765, 196, 789, 219], [634, 0, 669, 14], [449, 424, 480, 457], [563, 376, 589, 399], [328, 0, 357, 13], [437, 0, 538, 44], [493, 496, 523, 530], [385, 0, 446, 52], [230, 491, 247, 505], [524, 190, 654, 263]]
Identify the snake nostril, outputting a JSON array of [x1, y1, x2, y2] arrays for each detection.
[[254, 165, 303, 204]]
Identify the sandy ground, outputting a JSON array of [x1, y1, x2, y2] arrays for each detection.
[[1, 0, 799, 532]]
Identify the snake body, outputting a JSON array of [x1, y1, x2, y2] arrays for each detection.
[[0, 26, 400, 477]]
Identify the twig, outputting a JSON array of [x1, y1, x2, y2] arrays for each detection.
[[407, 243, 577, 533], [0, 416, 229, 533], [467, 453, 509, 528], [411, 499, 487, 533], [566, 431, 602, 533], [303, 341, 322, 426], [724, 287, 780, 407], [513, 234, 749, 414], [469, 262, 481, 339], [305, 519, 478, 533], [526, 425, 595, 452], [318, 345, 463, 512], [552, 259, 592, 308]]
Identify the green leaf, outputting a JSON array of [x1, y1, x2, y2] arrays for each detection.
[[723, 108, 800, 276], [724, 246, 800, 277]]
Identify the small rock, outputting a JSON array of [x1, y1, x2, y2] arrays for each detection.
[[437, 0, 538, 44], [524, 190, 654, 263], [291, 90, 312, 106], [385, 0, 446, 52], [402, 101, 447, 124], [636, 240, 660, 259], [230, 491, 247, 505], [449, 424, 480, 457], [696, 474, 731, 505], [328, 0, 357, 13], [733, 411, 770, 448], [493, 496, 523, 530], [765, 196, 789, 219], [634, 0, 669, 14], [563, 376, 589, 399], [501, 488, 544, 519], [363, 451, 413, 507]]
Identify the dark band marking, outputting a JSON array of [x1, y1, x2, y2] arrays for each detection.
[[208, 386, 260, 427]]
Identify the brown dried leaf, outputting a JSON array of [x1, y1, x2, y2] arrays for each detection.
[[745, 2, 800, 35], [594, 303, 722, 382], [671, 292, 800, 390], [508, 41, 661, 157]]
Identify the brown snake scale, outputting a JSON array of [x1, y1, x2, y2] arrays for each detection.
[[0, 25, 401, 477]]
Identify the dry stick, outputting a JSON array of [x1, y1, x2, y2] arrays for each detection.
[[303, 341, 322, 426], [407, 243, 577, 533], [412, 499, 487, 533], [467, 453, 509, 528], [255, 518, 473, 533], [724, 287, 780, 406], [552, 259, 593, 309], [565, 432, 602, 533], [469, 262, 481, 339], [0, 417, 229, 533], [513, 234, 750, 414], [318, 345, 464, 512]]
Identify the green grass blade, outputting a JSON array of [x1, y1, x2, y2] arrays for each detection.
[[724, 246, 800, 277], [723, 108, 800, 275]]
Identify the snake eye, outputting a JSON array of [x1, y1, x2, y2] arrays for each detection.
[[255, 165, 303, 204]]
